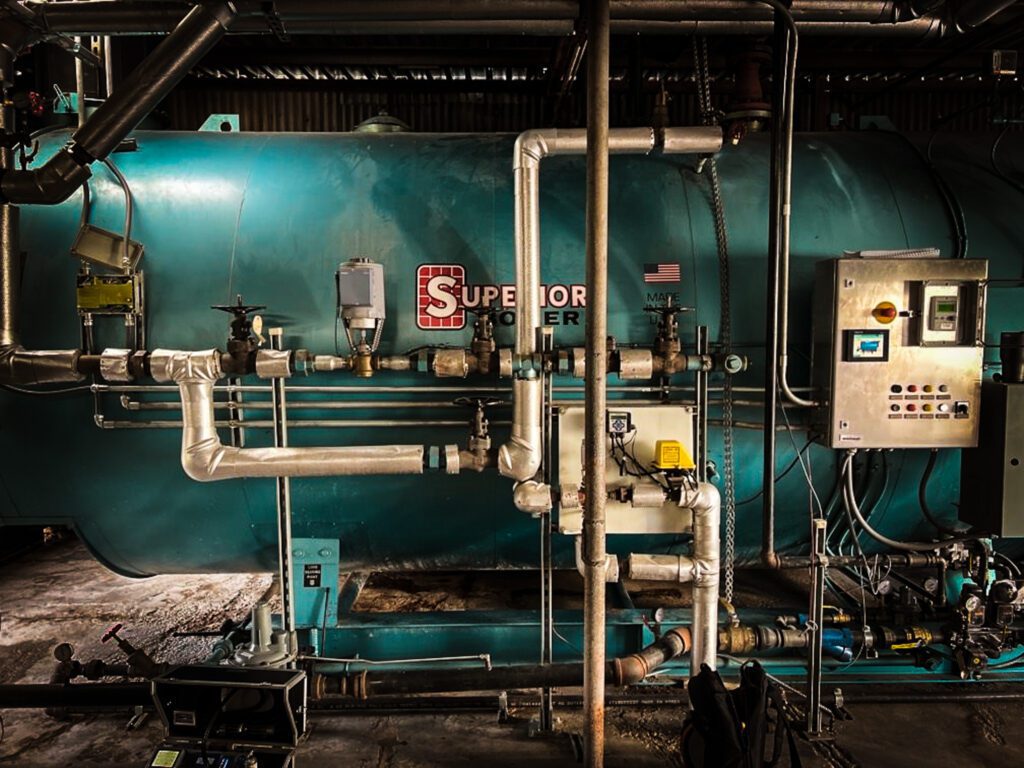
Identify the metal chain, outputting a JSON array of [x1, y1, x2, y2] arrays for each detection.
[[694, 36, 737, 603]]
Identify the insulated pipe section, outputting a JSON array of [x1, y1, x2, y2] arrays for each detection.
[[151, 349, 459, 480], [500, 125, 721, 489], [623, 483, 721, 675], [0, 1, 236, 204]]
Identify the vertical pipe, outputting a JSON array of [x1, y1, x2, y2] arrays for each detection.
[[74, 38, 87, 129], [583, 0, 610, 764], [695, 325, 709, 482], [270, 329, 296, 644], [539, 325, 555, 732], [0, 94, 18, 349], [761, 11, 789, 569], [807, 518, 827, 734], [103, 36, 115, 98]]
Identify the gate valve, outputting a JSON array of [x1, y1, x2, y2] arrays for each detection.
[[212, 294, 266, 347], [467, 305, 498, 351], [643, 298, 693, 356], [455, 396, 504, 469], [455, 396, 503, 443]]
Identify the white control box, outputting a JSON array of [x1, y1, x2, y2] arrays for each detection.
[[556, 403, 695, 535]]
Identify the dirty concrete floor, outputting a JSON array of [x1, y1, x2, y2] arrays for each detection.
[[3, 538, 1024, 767]]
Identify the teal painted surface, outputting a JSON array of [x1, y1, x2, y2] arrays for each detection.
[[0, 129, 1021, 576]]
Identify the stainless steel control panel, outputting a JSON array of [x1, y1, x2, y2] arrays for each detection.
[[811, 257, 987, 449]]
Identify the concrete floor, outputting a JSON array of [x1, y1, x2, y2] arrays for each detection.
[[2, 538, 1024, 767]]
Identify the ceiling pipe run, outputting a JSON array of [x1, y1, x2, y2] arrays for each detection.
[[28, 0, 951, 36]]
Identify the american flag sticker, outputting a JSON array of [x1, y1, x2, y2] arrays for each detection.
[[643, 263, 681, 283]]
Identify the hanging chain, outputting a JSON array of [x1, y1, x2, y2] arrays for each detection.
[[694, 36, 737, 604]]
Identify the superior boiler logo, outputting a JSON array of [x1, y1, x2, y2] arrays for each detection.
[[416, 263, 586, 330]]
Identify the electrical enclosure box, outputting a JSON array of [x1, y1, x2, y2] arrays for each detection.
[[291, 537, 339, 629], [960, 382, 1024, 536], [556, 404, 695, 535], [336, 257, 385, 329], [811, 257, 987, 449]]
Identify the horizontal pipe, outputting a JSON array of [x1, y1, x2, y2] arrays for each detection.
[[316, 627, 690, 698], [148, 349, 458, 478], [0, 683, 151, 709], [32, 1, 945, 37], [97, 418, 494, 429]]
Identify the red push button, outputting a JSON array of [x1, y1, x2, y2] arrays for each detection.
[[873, 301, 899, 324], [906, 403, 917, 412]]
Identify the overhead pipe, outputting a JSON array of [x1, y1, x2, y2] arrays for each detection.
[[150, 349, 461, 479], [622, 483, 721, 675], [0, 1, 236, 204], [954, 0, 1020, 30], [31, 1, 950, 37], [500, 123, 722, 492]]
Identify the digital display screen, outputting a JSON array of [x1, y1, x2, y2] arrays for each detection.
[[843, 329, 889, 362], [935, 300, 957, 314], [852, 332, 885, 359], [151, 750, 181, 768]]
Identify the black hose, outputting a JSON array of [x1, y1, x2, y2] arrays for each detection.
[[919, 449, 964, 538]]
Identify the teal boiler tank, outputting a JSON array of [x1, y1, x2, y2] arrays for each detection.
[[0, 129, 1020, 576]]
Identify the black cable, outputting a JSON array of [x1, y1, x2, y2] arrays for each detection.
[[844, 452, 975, 551], [736, 435, 814, 506], [994, 551, 1022, 577], [918, 449, 964, 538]]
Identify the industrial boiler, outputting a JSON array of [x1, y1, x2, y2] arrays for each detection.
[[1, 1, 1024, 766]]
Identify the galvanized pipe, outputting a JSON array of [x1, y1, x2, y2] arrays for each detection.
[[583, 0, 610, 762]]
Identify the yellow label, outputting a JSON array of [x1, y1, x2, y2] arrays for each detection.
[[654, 440, 695, 470]]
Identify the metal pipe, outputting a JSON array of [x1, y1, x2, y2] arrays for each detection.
[[0, 683, 151, 709], [33, 2, 947, 37], [584, 0, 611, 761], [760, 5, 787, 570], [501, 125, 721, 487], [315, 627, 691, 699], [954, 0, 1020, 30], [149, 349, 460, 479], [622, 483, 721, 675], [74, 37, 87, 128], [0, 1, 236, 204], [270, 329, 296, 642]]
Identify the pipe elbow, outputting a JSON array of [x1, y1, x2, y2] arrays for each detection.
[[181, 437, 226, 482], [680, 482, 721, 523], [514, 129, 550, 170], [497, 437, 541, 482], [512, 480, 552, 516], [0, 150, 91, 205]]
